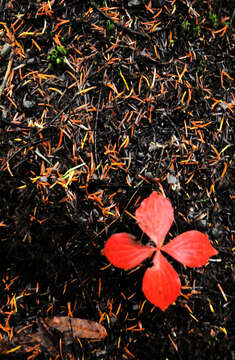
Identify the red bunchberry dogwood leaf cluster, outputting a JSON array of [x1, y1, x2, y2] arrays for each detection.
[[102, 192, 218, 311]]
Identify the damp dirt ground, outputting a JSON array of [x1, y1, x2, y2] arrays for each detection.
[[0, 1, 234, 359]]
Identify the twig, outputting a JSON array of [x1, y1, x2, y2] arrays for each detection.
[[0, 50, 13, 98], [0, 137, 50, 172], [94, 89, 102, 166], [92, 188, 141, 241], [91, 3, 150, 39]]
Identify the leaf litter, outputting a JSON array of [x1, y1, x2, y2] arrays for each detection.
[[0, 0, 234, 359]]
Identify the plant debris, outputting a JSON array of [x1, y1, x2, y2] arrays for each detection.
[[0, 0, 234, 359]]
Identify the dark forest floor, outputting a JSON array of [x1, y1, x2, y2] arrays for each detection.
[[0, 0, 234, 359]]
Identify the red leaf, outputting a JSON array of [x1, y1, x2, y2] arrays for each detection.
[[135, 192, 174, 247], [142, 250, 181, 311], [162, 231, 218, 267], [102, 233, 154, 270]]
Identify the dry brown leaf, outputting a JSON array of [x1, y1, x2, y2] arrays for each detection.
[[0, 316, 107, 358], [44, 316, 107, 340]]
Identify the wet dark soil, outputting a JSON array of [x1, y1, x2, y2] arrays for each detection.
[[0, 0, 234, 359]]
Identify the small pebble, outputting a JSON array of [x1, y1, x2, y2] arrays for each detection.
[[0, 43, 11, 57], [197, 219, 207, 231], [23, 100, 35, 109], [167, 173, 177, 184]]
